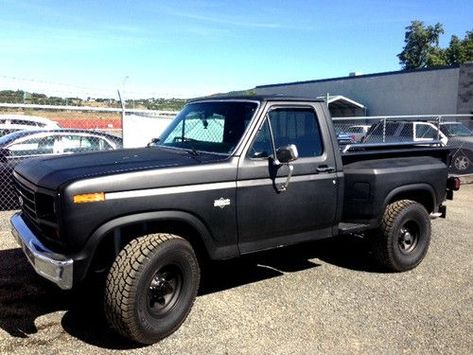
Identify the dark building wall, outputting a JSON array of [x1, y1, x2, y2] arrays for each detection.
[[256, 67, 460, 116], [457, 63, 473, 114]]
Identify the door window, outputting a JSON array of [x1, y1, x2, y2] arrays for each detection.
[[8, 136, 55, 156], [62, 135, 113, 152], [415, 124, 437, 139], [248, 107, 323, 158]]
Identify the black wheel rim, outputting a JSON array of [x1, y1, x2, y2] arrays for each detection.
[[398, 221, 419, 254], [147, 264, 183, 317]]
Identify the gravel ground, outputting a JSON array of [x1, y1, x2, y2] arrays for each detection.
[[0, 185, 472, 354]]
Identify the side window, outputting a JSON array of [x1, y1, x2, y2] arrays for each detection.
[[269, 108, 323, 157], [62, 135, 112, 152], [415, 124, 437, 139], [248, 107, 323, 158], [248, 120, 272, 158], [399, 123, 414, 141], [8, 136, 55, 156]]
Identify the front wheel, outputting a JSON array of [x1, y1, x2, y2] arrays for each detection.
[[104, 234, 200, 344], [370, 200, 431, 272]]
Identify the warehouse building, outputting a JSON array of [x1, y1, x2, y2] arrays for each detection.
[[256, 63, 473, 116]]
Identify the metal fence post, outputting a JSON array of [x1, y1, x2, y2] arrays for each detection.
[[382, 117, 386, 143], [117, 89, 126, 133], [436, 115, 441, 144]]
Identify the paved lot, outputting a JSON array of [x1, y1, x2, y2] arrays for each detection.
[[0, 185, 472, 354]]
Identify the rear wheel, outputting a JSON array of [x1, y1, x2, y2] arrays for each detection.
[[104, 234, 200, 344], [371, 200, 431, 272], [452, 153, 470, 173]]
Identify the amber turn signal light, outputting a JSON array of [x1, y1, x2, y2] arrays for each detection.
[[73, 192, 105, 204]]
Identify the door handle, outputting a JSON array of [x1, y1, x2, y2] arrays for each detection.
[[316, 165, 335, 173]]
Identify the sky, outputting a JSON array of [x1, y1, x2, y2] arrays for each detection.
[[0, 0, 472, 99]]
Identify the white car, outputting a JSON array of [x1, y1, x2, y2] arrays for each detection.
[[0, 114, 60, 136], [364, 121, 449, 146], [346, 124, 371, 142]]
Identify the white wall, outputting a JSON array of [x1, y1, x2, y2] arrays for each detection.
[[122, 114, 174, 148]]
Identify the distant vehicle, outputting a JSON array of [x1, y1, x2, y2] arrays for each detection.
[[334, 126, 356, 145], [345, 124, 371, 142], [439, 122, 473, 174], [0, 129, 122, 208], [363, 121, 448, 146], [336, 132, 356, 145], [439, 122, 472, 137], [0, 114, 60, 137], [363, 120, 473, 174]]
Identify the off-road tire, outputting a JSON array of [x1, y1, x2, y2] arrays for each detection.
[[104, 234, 200, 344], [371, 200, 431, 272]]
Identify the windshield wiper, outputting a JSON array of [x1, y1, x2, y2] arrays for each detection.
[[180, 137, 200, 156]]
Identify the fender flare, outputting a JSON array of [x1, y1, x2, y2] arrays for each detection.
[[73, 210, 238, 281], [382, 183, 436, 214]]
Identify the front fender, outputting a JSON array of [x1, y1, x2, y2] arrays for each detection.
[[71, 210, 239, 282]]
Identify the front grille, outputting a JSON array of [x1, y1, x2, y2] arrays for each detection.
[[14, 175, 59, 241]]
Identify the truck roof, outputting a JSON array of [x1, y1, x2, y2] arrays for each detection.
[[190, 95, 325, 103]]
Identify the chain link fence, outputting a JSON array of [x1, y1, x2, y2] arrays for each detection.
[[0, 104, 472, 211], [0, 103, 178, 210], [333, 114, 473, 175]]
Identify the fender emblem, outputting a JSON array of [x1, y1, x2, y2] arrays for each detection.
[[214, 197, 230, 209]]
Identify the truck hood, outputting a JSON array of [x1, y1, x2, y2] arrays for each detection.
[[14, 147, 228, 190]]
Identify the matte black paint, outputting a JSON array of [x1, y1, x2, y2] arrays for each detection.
[[12, 96, 451, 285]]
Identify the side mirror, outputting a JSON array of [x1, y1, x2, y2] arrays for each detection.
[[147, 138, 160, 147], [274, 144, 299, 192], [276, 144, 299, 164]]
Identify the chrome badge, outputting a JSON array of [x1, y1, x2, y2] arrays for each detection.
[[214, 197, 230, 209]]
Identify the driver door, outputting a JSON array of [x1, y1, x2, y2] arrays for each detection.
[[236, 104, 339, 254]]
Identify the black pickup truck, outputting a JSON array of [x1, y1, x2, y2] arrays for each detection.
[[10, 96, 460, 344]]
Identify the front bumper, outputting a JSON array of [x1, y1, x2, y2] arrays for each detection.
[[10, 213, 73, 290]]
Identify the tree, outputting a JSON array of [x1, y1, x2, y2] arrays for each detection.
[[398, 21, 473, 69], [446, 31, 473, 65], [398, 20, 445, 70]]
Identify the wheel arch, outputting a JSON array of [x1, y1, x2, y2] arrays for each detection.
[[76, 210, 238, 282], [384, 184, 436, 214]]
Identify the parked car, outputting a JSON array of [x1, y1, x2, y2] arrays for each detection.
[[363, 121, 448, 145], [439, 122, 473, 174], [345, 124, 371, 142], [10, 96, 458, 344], [334, 126, 356, 145], [363, 120, 473, 174], [0, 129, 122, 209], [0, 114, 60, 136], [336, 132, 356, 145]]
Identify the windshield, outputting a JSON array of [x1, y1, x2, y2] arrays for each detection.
[[157, 101, 258, 155], [440, 123, 472, 137]]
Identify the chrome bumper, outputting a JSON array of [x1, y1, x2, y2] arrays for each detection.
[[10, 213, 73, 290]]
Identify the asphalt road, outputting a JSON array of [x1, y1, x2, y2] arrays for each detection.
[[0, 185, 472, 354]]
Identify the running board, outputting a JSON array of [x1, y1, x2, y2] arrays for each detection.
[[337, 222, 370, 234]]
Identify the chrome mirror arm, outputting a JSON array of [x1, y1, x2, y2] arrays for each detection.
[[276, 163, 294, 192]]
